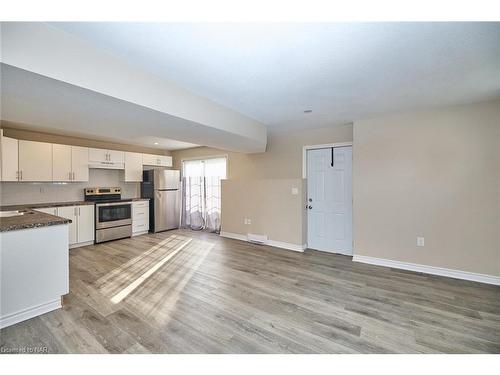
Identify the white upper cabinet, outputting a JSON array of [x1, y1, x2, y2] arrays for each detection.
[[124, 152, 143, 182], [1, 136, 19, 181], [18, 140, 53, 182], [89, 148, 125, 168], [142, 154, 172, 167], [108, 150, 125, 163], [71, 146, 89, 181], [89, 148, 125, 163], [88, 148, 109, 163], [52, 144, 89, 182], [52, 144, 72, 181]]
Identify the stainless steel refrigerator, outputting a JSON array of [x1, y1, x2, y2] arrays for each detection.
[[141, 169, 181, 232]]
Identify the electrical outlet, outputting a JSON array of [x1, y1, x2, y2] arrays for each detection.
[[244, 218, 252, 225], [247, 219, 251, 225], [291, 187, 299, 195], [416, 236, 425, 247]]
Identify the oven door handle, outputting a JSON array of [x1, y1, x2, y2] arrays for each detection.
[[96, 202, 132, 207]]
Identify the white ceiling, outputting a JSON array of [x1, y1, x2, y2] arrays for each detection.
[[1, 23, 267, 153], [51, 22, 500, 130], [1, 64, 236, 151]]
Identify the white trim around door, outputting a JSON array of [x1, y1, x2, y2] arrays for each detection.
[[302, 142, 353, 179], [304, 143, 353, 255]]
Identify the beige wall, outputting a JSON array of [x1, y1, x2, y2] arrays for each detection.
[[353, 99, 500, 276], [221, 179, 305, 245], [172, 124, 352, 245], [172, 124, 352, 179]]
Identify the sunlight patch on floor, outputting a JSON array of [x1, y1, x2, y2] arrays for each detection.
[[95, 235, 190, 295], [110, 238, 193, 303]]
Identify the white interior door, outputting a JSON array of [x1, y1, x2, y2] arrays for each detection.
[[307, 146, 352, 255]]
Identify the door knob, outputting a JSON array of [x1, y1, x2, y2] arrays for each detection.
[[308, 198, 312, 202], [308, 205, 312, 209]]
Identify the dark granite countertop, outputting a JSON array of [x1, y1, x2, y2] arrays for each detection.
[[0, 201, 94, 211], [0, 209, 71, 232], [1, 198, 149, 212]]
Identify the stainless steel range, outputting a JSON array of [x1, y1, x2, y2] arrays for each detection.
[[84, 187, 132, 243]]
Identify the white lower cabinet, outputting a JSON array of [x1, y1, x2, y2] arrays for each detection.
[[77, 205, 95, 243], [56, 206, 78, 245], [35, 204, 95, 248], [132, 200, 149, 236]]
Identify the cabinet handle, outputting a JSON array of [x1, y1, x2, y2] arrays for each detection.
[[79, 207, 81, 216], [16, 171, 19, 180], [19, 170, 22, 180]]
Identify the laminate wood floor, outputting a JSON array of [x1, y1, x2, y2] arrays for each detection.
[[1, 230, 499, 353]]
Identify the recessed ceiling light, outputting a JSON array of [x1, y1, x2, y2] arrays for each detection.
[[154, 142, 159, 145], [304, 109, 312, 113]]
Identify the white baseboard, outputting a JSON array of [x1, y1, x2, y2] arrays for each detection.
[[353, 255, 500, 286], [69, 240, 94, 249], [220, 231, 247, 241], [220, 232, 305, 252], [132, 231, 149, 237], [0, 299, 62, 329]]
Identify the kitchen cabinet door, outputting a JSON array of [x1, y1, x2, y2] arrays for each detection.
[[18, 140, 53, 182], [56, 206, 78, 245], [1, 136, 19, 181], [160, 155, 173, 167], [77, 205, 95, 244], [88, 148, 108, 163], [108, 150, 124, 163], [52, 144, 72, 181], [142, 153, 167, 166], [72, 146, 89, 181], [124, 152, 143, 182]]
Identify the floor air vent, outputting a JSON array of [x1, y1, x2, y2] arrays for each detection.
[[247, 233, 268, 245]]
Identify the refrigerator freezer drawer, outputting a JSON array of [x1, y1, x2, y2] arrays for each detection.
[[154, 190, 180, 232]]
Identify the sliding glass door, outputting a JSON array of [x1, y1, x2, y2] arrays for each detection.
[[181, 157, 227, 233]]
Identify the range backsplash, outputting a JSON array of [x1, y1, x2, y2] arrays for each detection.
[[0, 169, 140, 206]]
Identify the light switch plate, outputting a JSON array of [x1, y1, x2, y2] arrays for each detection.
[[416, 236, 425, 247], [291, 187, 299, 195]]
